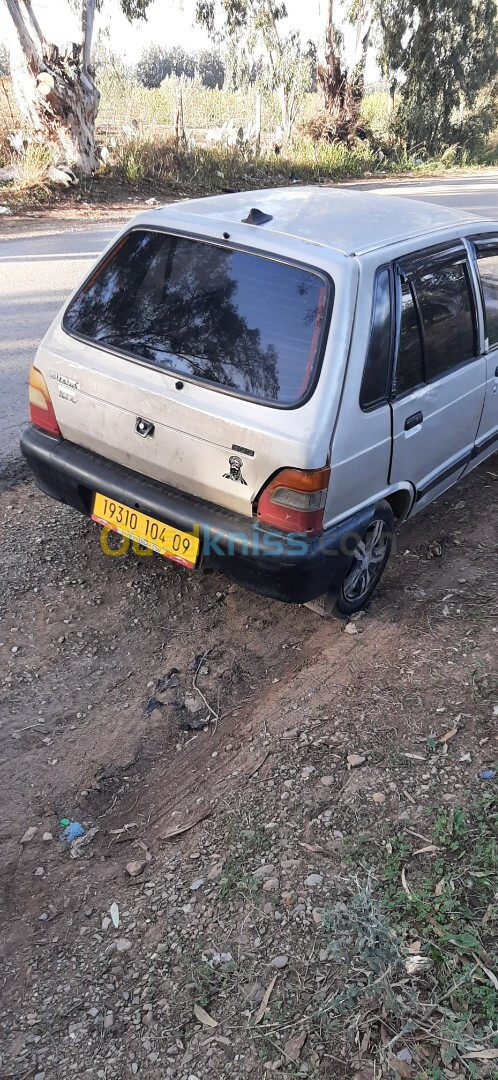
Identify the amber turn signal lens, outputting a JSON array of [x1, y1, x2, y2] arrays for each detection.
[[28, 366, 61, 436]]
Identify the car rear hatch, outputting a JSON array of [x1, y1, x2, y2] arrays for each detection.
[[35, 219, 352, 519]]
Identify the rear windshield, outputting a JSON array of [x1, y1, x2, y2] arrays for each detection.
[[63, 229, 330, 406]]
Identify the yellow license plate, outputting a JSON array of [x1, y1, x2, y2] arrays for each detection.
[[92, 493, 199, 568]]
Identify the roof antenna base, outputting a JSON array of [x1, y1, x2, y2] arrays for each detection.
[[242, 208, 273, 226]]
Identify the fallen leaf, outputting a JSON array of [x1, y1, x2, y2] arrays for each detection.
[[193, 1003, 218, 1028], [344, 622, 358, 635], [372, 792, 386, 804], [403, 752, 426, 761], [158, 806, 213, 841], [401, 866, 413, 900], [412, 844, 439, 856], [389, 1054, 412, 1078], [435, 878, 446, 896], [347, 753, 366, 769], [254, 974, 277, 1026], [408, 940, 422, 954], [110, 902, 119, 929], [283, 1032, 307, 1060], [471, 953, 498, 991], [464, 1049, 498, 1061], [298, 841, 332, 856], [437, 725, 458, 744], [405, 955, 433, 975], [20, 826, 37, 845]]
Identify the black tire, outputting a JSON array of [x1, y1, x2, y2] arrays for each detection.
[[304, 501, 395, 620], [334, 500, 395, 617]]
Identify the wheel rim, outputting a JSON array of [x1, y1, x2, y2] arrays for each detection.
[[342, 518, 388, 603]]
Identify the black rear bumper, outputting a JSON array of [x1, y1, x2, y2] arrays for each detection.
[[20, 424, 374, 605]]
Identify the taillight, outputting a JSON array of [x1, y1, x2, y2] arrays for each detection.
[[29, 366, 61, 436], [256, 466, 330, 535]]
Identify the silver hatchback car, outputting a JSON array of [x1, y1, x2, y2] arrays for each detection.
[[21, 187, 498, 616]]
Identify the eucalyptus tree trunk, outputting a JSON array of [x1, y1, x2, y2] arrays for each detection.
[[5, 0, 100, 173], [317, 0, 345, 113]]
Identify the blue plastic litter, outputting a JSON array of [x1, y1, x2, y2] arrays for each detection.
[[479, 769, 496, 780], [61, 822, 85, 842]]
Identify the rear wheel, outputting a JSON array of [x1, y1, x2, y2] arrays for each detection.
[[305, 501, 395, 619]]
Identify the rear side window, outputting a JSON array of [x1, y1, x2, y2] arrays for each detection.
[[411, 259, 476, 379], [475, 244, 498, 348], [360, 268, 392, 409], [395, 282, 424, 395], [64, 229, 331, 407]]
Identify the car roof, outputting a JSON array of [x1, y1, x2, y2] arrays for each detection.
[[155, 185, 484, 257]]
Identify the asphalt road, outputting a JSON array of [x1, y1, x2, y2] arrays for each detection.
[[1, 171, 498, 484]]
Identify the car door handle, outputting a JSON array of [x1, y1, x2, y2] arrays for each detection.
[[405, 411, 423, 431]]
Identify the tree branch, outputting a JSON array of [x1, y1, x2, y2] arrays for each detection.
[[3, 0, 42, 70], [23, 0, 46, 51], [81, 0, 96, 73]]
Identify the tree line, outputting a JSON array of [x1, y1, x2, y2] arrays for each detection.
[[2, 0, 497, 173]]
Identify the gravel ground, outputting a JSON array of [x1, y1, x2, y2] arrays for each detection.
[[0, 454, 497, 1080]]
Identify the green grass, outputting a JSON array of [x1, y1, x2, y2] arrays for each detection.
[[334, 790, 498, 1074]]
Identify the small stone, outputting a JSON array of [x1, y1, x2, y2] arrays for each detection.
[[184, 693, 203, 714], [305, 874, 323, 887], [262, 877, 279, 892], [126, 860, 146, 877], [207, 862, 223, 880], [42, 832, 53, 842], [131, 1066, 139, 1075], [320, 775, 334, 787], [347, 753, 366, 768], [116, 938, 132, 952], [190, 878, 204, 891], [271, 955, 288, 969], [103, 1011, 114, 1031], [312, 908, 324, 925], [253, 864, 275, 879], [34, 866, 45, 877], [372, 792, 386, 804]]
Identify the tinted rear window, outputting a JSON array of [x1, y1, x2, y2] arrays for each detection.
[[64, 230, 331, 406]]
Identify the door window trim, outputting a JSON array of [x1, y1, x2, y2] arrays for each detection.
[[359, 264, 396, 412], [467, 233, 498, 351], [391, 241, 480, 400]]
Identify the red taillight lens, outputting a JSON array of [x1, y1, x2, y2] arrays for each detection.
[[256, 466, 330, 535], [29, 366, 61, 436]]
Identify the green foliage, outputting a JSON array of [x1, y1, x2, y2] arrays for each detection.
[[135, 45, 225, 90], [376, 0, 498, 153], [196, 0, 313, 137]]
